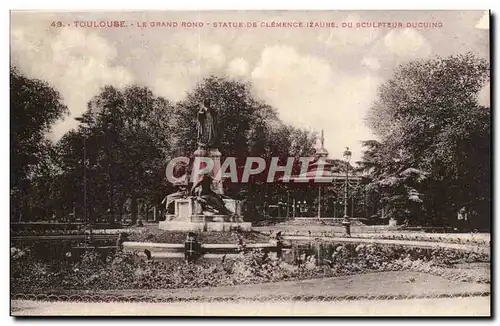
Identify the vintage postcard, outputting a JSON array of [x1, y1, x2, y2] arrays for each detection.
[[10, 10, 491, 316]]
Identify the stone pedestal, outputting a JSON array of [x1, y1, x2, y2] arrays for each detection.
[[173, 198, 241, 217], [159, 219, 251, 232], [161, 145, 248, 232], [159, 197, 250, 232], [174, 199, 195, 221], [223, 198, 243, 216]]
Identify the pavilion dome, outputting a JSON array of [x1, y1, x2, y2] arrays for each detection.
[[316, 146, 329, 157], [315, 130, 329, 158], [291, 130, 333, 183]]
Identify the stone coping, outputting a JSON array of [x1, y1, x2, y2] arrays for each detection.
[[159, 221, 252, 232], [123, 241, 277, 250]]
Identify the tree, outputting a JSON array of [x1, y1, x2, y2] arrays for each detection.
[[57, 85, 175, 224], [365, 53, 490, 228], [172, 76, 317, 218], [54, 130, 85, 221], [12, 73, 324, 224], [10, 67, 68, 221]]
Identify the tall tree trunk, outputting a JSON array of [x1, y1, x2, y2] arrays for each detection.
[[107, 185, 114, 224], [118, 199, 123, 224], [130, 194, 137, 225], [136, 199, 144, 226]]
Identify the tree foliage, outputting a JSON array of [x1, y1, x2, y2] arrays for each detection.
[[11, 74, 318, 223], [10, 67, 68, 221], [11, 52, 491, 229], [172, 76, 316, 213], [362, 53, 490, 227]]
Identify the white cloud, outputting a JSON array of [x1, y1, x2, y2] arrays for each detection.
[[227, 57, 249, 77], [10, 11, 487, 161], [476, 11, 489, 30], [11, 17, 134, 141], [361, 56, 381, 71], [384, 28, 432, 59], [252, 45, 380, 161], [318, 14, 380, 50], [148, 35, 226, 102]]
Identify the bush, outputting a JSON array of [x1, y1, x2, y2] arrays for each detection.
[[10, 242, 490, 293]]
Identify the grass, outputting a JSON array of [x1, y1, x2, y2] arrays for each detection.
[[255, 224, 490, 246], [12, 270, 490, 302], [109, 270, 490, 299]]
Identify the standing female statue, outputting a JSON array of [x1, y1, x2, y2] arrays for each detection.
[[196, 99, 219, 149]]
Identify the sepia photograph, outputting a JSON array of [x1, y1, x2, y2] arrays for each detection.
[[9, 9, 491, 316]]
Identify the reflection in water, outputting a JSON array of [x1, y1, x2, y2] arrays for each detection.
[[283, 240, 483, 266]]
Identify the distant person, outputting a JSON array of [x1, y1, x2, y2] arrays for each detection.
[[457, 207, 469, 232]]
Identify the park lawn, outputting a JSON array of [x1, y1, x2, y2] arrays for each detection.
[[38, 270, 490, 301], [253, 225, 490, 246]]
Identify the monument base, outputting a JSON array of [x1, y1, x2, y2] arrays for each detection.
[[161, 197, 249, 232], [159, 217, 252, 232], [170, 198, 243, 219]]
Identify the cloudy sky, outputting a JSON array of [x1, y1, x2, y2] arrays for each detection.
[[11, 10, 489, 161]]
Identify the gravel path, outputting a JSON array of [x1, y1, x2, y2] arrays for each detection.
[[11, 296, 491, 316]]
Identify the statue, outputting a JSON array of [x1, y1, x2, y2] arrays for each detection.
[[191, 173, 232, 215], [159, 97, 249, 231], [196, 99, 219, 149]]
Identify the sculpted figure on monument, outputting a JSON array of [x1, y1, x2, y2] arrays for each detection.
[[196, 99, 219, 149], [191, 173, 231, 215]]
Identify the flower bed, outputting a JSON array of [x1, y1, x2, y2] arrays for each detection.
[[11, 242, 490, 294]]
